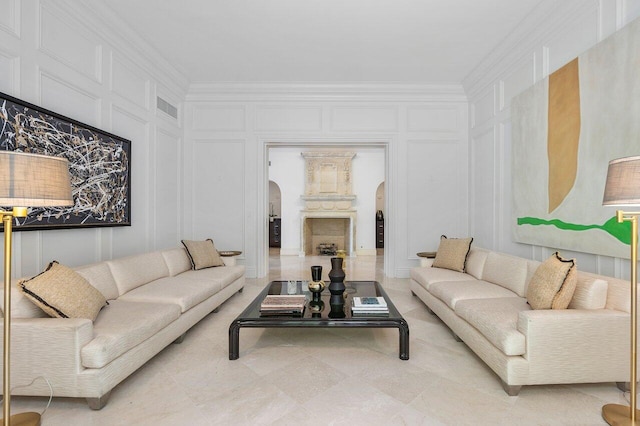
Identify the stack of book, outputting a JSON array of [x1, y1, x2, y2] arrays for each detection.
[[260, 295, 306, 316], [351, 296, 389, 316]]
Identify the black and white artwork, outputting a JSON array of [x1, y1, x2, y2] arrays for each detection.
[[0, 92, 131, 230]]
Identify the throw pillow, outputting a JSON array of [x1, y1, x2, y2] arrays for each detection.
[[526, 252, 577, 310], [19, 261, 107, 321], [181, 239, 225, 270], [432, 235, 473, 272]]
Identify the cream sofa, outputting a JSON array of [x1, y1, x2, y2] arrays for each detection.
[[410, 246, 630, 395], [1, 247, 244, 409]]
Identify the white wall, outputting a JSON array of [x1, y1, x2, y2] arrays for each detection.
[[268, 147, 384, 256], [463, 0, 640, 278], [184, 84, 469, 278], [0, 0, 187, 278]]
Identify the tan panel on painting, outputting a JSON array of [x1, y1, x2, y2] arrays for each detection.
[[547, 58, 581, 213]]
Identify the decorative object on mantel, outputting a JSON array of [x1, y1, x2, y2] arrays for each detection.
[[601, 155, 640, 425], [0, 151, 74, 426], [328, 257, 346, 305], [308, 265, 325, 301], [0, 91, 131, 230]]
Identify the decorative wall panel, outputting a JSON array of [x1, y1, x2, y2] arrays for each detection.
[[407, 106, 459, 134], [472, 88, 495, 128], [330, 107, 397, 132], [111, 55, 149, 109], [255, 106, 321, 132], [0, 0, 19, 37], [192, 105, 245, 131], [39, 5, 102, 82]]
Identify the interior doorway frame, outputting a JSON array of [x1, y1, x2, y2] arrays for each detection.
[[257, 138, 395, 278]]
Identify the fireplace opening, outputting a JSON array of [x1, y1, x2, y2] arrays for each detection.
[[303, 218, 351, 255]]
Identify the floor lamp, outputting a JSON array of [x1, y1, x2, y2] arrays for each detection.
[[603, 155, 640, 426], [0, 151, 73, 426]]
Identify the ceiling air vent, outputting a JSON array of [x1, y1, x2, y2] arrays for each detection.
[[156, 96, 178, 119]]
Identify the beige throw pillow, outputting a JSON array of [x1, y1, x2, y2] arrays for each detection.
[[19, 261, 107, 321], [182, 239, 225, 270], [432, 235, 473, 272], [526, 252, 577, 310]]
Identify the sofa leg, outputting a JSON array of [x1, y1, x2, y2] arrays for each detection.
[[173, 333, 187, 344], [87, 391, 112, 410], [501, 381, 521, 396], [617, 381, 632, 392]]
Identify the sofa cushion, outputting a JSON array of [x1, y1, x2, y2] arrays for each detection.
[[429, 280, 520, 310], [107, 251, 170, 296], [119, 275, 222, 313], [526, 252, 577, 310], [75, 262, 120, 301], [569, 272, 608, 310], [81, 300, 181, 369], [182, 239, 225, 270], [179, 264, 245, 289], [19, 261, 106, 321], [482, 252, 529, 297], [432, 236, 473, 272], [410, 267, 473, 291], [466, 247, 489, 279], [455, 297, 529, 356], [161, 248, 193, 276]]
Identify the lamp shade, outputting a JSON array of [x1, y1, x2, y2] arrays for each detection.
[[0, 151, 73, 207], [603, 156, 640, 207]]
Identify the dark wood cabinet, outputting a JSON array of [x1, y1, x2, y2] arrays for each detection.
[[269, 218, 281, 247], [376, 218, 384, 248]]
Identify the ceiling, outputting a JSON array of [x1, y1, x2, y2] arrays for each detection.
[[89, 0, 544, 84]]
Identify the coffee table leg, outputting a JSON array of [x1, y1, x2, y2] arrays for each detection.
[[398, 319, 409, 360], [229, 321, 240, 360]]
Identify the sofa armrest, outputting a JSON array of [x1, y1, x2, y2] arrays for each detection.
[[8, 318, 94, 378], [517, 309, 629, 382]]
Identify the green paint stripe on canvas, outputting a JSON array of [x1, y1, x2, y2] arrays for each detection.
[[517, 216, 631, 245]]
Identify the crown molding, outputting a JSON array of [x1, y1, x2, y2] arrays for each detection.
[[462, 0, 599, 99], [186, 82, 467, 103], [54, 0, 190, 98]]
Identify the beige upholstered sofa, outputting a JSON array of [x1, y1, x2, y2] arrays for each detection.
[[410, 246, 630, 395], [1, 247, 244, 409]]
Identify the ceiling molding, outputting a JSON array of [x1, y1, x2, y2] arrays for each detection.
[[186, 82, 467, 103], [462, 0, 598, 99], [58, 0, 190, 98]]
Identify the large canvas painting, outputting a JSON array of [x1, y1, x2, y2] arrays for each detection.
[[0, 92, 131, 230], [512, 17, 640, 259]]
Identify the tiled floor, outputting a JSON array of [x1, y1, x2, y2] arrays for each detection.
[[10, 254, 625, 425]]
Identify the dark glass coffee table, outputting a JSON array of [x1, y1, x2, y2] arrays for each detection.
[[229, 280, 409, 360]]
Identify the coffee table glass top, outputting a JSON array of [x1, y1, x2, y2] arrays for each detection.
[[237, 280, 402, 321]]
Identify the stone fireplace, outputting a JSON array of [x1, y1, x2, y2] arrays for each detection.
[[300, 152, 356, 256]]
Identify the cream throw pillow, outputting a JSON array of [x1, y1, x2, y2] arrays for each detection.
[[181, 239, 225, 270], [526, 252, 577, 310], [432, 235, 473, 272], [19, 261, 107, 321]]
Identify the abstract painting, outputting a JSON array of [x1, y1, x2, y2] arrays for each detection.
[[512, 17, 640, 259], [0, 92, 131, 230]]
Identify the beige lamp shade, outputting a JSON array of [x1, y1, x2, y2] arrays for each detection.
[[603, 156, 640, 207], [0, 151, 73, 207]]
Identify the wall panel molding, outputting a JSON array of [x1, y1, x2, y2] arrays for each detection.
[[407, 106, 461, 135], [255, 106, 321, 132], [192, 105, 246, 132], [0, 0, 20, 37], [39, 2, 103, 83], [330, 106, 398, 132], [111, 53, 150, 110]]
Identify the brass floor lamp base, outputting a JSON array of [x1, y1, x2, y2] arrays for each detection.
[[0, 411, 41, 426], [603, 404, 640, 425]]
